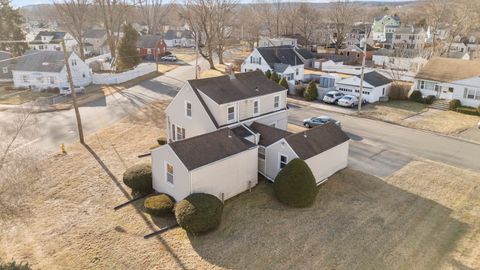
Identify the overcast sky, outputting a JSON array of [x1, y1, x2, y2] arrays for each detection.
[[12, 0, 414, 8]]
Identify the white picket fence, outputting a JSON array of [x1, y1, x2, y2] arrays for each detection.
[[92, 63, 156, 85]]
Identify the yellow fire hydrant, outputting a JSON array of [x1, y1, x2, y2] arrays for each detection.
[[61, 143, 66, 154]]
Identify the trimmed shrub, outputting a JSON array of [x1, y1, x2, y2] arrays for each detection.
[[270, 71, 280, 83], [144, 194, 175, 216], [449, 99, 461, 110], [264, 70, 271, 79], [477, 105, 480, 114], [409, 90, 423, 102], [457, 106, 479, 116], [157, 137, 167, 145], [175, 193, 223, 234], [123, 163, 153, 193], [296, 83, 306, 97], [424, 95, 436, 105], [0, 261, 31, 270], [304, 81, 318, 101], [279, 77, 289, 89], [274, 158, 318, 208]]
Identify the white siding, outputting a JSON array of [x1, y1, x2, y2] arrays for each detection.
[[304, 142, 349, 184], [241, 49, 272, 73], [336, 76, 391, 103], [190, 147, 258, 200], [264, 138, 298, 181], [151, 145, 191, 202], [166, 83, 217, 141]]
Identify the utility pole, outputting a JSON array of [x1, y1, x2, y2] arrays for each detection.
[[61, 40, 85, 144], [195, 30, 199, 79], [358, 20, 368, 113]]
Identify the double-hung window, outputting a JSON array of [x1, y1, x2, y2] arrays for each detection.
[[274, 95, 280, 109], [227, 105, 235, 122], [176, 126, 185, 140], [279, 154, 288, 169], [253, 100, 259, 116], [165, 163, 174, 184], [2, 67, 7, 74], [185, 101, 192, 118]]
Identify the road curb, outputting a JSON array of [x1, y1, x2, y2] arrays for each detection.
[[288, 98, 480, 147]]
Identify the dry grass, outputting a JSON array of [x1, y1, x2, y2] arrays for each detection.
[[200, 64, 228, 78], [359, 101, 479, 134], [2, 101, 479, 269], [0, 87, 56, 105]]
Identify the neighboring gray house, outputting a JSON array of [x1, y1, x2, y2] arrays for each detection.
[[12, 50, 91, 91], [83, 29, 108, 55], [0, 51, 13, 82], [29, 31, 77, 51], [164, 30, 195, 48], [165, 70, 288, 142]]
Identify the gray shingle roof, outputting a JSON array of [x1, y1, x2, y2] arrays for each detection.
[[137, 35, 162, 48], [357, 71, 392, 87], [13, 50, 70, 72], [257, 46, 303, 67], [294, 48, 315, 60], [250, 122, 292, 147], [84, 29, 107, 39], [285, 122, 350, 160], [188, 70, 286, 105], [31, 31, 66, 44], [169, 128, 256, 171]]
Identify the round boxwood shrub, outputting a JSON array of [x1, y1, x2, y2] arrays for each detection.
[[123, 163, 153, 193], [424, 95, 436, 105], [449, 99, 461, 110], [157, 137, 167, 145], [409, 90, 423, 103], [144, 194, 175, 216], [175, 193, 223, 234], [274, 158, 318, 208]]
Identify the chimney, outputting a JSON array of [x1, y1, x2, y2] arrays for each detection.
[[228, 64, 235, 80]]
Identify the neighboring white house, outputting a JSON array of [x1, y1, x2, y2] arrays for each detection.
[[392, 26, 427, 50], [258, 37, 297, 47], [164, 29, 195, 48], [372, 48, 428, 72], [335, 71, 392, 103], [151, 128, 258, 202], [249, 122, 350, 183], [29, 31, 77, 52], [12, 50, 91, 91], [241, 46, 305, 85], [414, 57, 480, 107], [165, 70, 289, 142]]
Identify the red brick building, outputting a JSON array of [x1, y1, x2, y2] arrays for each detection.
[[136, 35, 167, 61]]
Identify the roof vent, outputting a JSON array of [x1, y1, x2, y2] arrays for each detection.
[[303, 131, 308, 138], [41, 62, 49, 66], [255, 87, 259, 92], [227, 129, 232, 138]]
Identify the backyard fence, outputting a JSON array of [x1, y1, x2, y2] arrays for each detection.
[[92, 64, 156, 85]]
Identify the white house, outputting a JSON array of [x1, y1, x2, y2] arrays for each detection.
[[335, 71, 392, 103], [29, 31, 77, 52], [372, 48, 428, 72], [392, 26, 427, 50], [164, 30, 195, 48], [241, 46, 305, 85], [151, 128, 258, 202], [83, 29, 108, 55], [12, 50, 91, 91], [0, 51, 12, 82], [258, 37, 297, 47], [165, 70, 288, 142], [249, 122, 350, 183], [414, 57, 480, 107]]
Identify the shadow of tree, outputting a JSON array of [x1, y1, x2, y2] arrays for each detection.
[[188, 168, 468, 270]]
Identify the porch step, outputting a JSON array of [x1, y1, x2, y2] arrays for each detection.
[[429, 99, 450, 111]]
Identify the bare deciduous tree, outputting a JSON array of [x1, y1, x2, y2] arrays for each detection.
[[54, 0, 90, 60], [213, 0, 236, 64], [237, 5, 262, 50], [134, 0, 173, 35], [296, 3, 318, 47], [96, 0, 129, 58], [328, 0, 356, 54], [441, 0, 476, 56], [422, 0, 449, 55]]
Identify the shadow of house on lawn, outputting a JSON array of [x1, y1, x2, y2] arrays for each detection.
[[188, 168, 468, 270]]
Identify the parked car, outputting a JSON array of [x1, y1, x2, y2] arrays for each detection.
[[303, 116, 341, 128], [59, 86, 85, 95], [337, 95, 358, 108], [323, 91, 344, 104], [161, 55, 177, 62]]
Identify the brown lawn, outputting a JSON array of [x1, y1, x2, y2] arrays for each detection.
[[1, 101, 479, 270]]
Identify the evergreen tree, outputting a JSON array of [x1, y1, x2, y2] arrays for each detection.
[[116, 24, 140, 72], [0, 0, 28, 56], [270, 71, 280, 83], [279, 77, 289, 89], [264, 69, 271, 79], [304, 81, 318, 101]]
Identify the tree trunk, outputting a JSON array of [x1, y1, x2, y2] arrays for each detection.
[[217, 50, 224, 65], [208, 57, 215, 69], [78, 42, 85, 60]]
